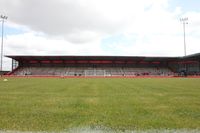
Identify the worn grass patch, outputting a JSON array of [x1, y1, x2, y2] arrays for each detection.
[[0, 78, 200, 131]]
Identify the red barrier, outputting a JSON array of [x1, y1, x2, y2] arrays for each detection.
[[2, 75, 200, 78]]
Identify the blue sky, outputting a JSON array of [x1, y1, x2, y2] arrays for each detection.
[[169, 0, 200, 12], [4, 25, 25, 35], [1, 0, 200, 70]]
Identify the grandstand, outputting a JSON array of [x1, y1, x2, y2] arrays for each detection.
[[6, 53, 200, 77]]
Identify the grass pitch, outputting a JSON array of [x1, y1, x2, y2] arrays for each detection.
[[0, 77, 200, 132]]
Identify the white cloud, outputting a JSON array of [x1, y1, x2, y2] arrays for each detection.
[[4, 32, 105, 55]]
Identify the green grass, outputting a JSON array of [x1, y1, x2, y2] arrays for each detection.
[[0, 77, 200, 131]]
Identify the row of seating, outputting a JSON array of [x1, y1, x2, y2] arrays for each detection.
[[13, 66, 174, 76]]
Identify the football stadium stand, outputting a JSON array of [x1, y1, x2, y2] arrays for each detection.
[[5, 53, 200, 77]]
